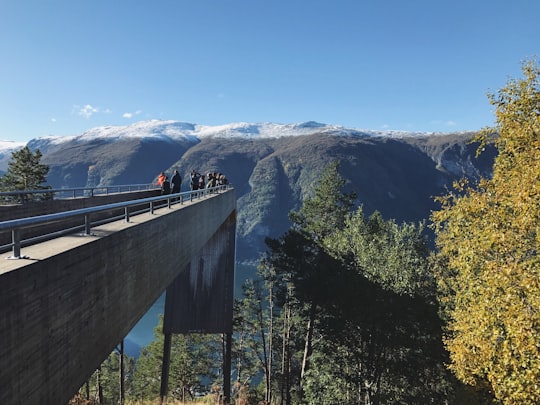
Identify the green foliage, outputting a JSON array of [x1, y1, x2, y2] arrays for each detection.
[[314, 207, 453, 404], [432, 59, 540, 404], [0, 146, 52, 202], [328, 208, 434, 298], [233, 279, 271, 390], [258, 160, 461, 404], [78, 347, 135, 404], [271, 159, 357, 323], [289, 160, 356, 241], [130, 316, 221, 402], [254, 161, 357, 403]]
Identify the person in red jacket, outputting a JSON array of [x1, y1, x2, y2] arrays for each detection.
[[157, 172, 166, 186]]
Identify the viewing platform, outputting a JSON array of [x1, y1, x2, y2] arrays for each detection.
[[0, 185, 237, 405]]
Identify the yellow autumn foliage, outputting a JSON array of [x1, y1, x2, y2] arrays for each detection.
[[432, 59, 540, 404]]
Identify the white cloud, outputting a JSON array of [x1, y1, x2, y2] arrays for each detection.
[[50, 118, 57, 123], [73, 104, 113, 119], [123, 110, 142, 119], [77, 104, 99, 119]]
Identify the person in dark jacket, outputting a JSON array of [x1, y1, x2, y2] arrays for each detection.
[[171, 170, 181, 194], [190, 170, 200, 191], [161, 176, 171, 194]]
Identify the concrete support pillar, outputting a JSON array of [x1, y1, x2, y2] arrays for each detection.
[[223, 332, 232, 405]]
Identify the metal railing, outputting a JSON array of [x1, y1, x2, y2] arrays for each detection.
[[0, 183, 158, 202], [0, 185, 230, 259]]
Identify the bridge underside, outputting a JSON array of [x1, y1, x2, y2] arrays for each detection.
[[0, 190, 236, 405]]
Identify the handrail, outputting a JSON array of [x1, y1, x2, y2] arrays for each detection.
[[0, 183, 158, 201], [0, 185, 230, 259]]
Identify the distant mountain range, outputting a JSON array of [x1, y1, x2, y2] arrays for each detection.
[[0, 120, 496, 263]]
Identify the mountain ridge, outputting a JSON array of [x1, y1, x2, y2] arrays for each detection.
[[1, 119, 474, 153], [0, 120, 495, 263]]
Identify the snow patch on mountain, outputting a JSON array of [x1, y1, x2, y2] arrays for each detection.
[[22, 119, 460, 149], [0, 141, 26, 172], [0, 140, 25, 153]]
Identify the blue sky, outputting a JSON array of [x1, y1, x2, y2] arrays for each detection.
[[1, 0, 539, 142]]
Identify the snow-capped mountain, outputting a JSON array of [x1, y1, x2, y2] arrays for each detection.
[[1, 120, 494, 264], [27, 119, 451, 148], [0, 140, 25, 153], [0, 141, 25, 173]]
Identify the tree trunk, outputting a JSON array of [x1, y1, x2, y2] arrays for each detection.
[[285, 303, 292, 405], [300, 301, 316, 384], [258, 296, 270, 403], [280, 304, 287, 405], [267, 282, 274, 404], [97, 366, 104, 405], [119, 340, 125, 405]]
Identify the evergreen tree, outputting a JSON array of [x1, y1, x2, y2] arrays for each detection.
[[259, 160, 461, 404], [431, 59, 540, 404], [264, 160, 356, 402], [0, 145, 51, 203], [288, 160, 356, 242]]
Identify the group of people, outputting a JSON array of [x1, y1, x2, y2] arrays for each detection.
[[189, 170, 228, 191], [156, 170, 182, 195], [156, 169, 228, 195]]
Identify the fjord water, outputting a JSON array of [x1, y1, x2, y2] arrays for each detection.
[[125, 293, 165, 358]]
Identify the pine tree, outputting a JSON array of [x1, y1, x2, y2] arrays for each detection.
[[0, 146, 51, 202], [264, 160, 356, 401]]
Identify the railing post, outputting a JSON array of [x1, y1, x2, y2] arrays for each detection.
[[12, 228, 21, 259], [150, 201, 154, 214], [124, 207, 130, 223], [85, 214, 91, 235]]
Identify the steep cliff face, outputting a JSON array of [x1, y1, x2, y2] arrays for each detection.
[[29, 127, 495, 263]]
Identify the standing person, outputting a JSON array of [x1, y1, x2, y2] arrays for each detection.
[[218, 173, 228, 185], [171, 170, 181, 194], [190, 170, 200, 191], [161, 176, 171, 194], [206, 172, 217, 189], [198, 174, 205, 190], [157, 172, 166, 187]]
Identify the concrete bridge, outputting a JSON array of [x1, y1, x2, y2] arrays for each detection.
[[0, 187, 237, 405]]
